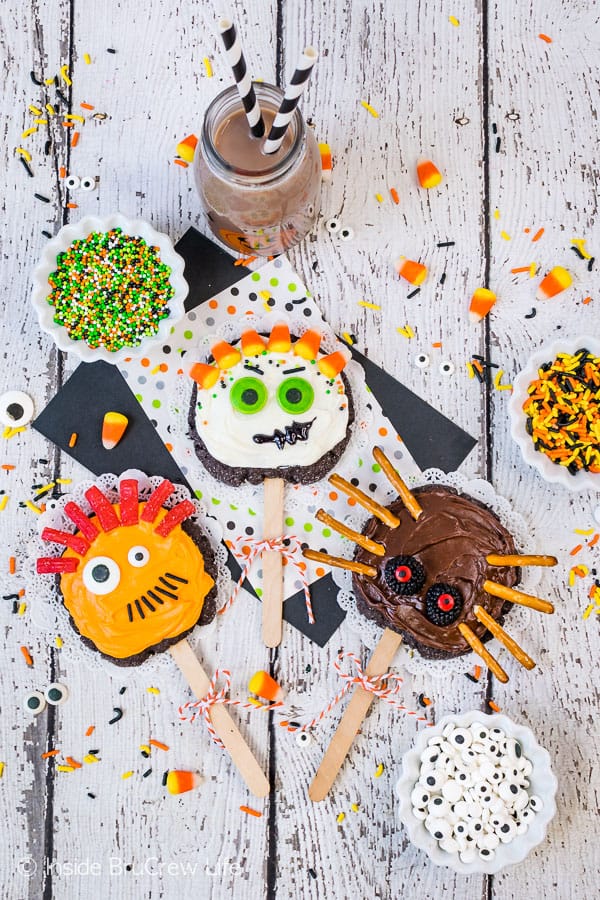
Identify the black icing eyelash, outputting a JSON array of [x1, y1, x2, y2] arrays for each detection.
[[282, 366, 306, 374], [243, 363, 265, 375]]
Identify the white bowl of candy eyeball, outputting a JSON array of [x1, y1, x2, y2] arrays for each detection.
[[395, 711, 557, 874]]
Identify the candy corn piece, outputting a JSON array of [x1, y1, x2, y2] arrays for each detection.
[[211, 340, 242, 369], [318, 348, 351, 378], [294, 329, 321, 360], [536, 266, 572, 300], [176, 134, 198, 163], [189, 362, 220, 389], [469, 287, 497, 322], [395, 258, 428, 285], [267, 322, 291, 353], [417, 159, 443, 189], [319, 142, 332, 181], [101, 411, 128, 450], [241, 329, 268, 356], [248, 670, 284, 703], [166, 770, 202, 795]]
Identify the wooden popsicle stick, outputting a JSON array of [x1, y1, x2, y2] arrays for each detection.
[[372, 446, 423, 520], [483, 579, 555, 614], [309, 628, 403, 802], [486, 554, 558, 567], [458, 623, 509, 683], [315, 508, 386, 556], [262, 476, 285, 647], [302, 547, 378, 578], [170, 639, 270, 797], [473, 604, 536, 670]]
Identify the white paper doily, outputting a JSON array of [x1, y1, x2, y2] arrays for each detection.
[[26, 470, 232, 677], [330, 469, 543, 679]]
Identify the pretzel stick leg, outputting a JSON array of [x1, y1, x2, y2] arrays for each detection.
[[329, 473, 400, 528], [372, 446, 423, 520], [303, 547, 377, 578], [458, 623, 509, 683], [315, 509, 385, 556], [473, 605, 536, 670], [483, 579, 554, 614], [486, 554, 557, 567]]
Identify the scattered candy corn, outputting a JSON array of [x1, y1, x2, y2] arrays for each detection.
[[293, 329, 321, 360], [189, 362, 220, 389], [166, 770, 202, 795], [267, 322, 292, 353], [395, 258, 428, 285], [417, 159, 443, 189], [176, 134, 198, 163], [248, 670, 284, 703], [319, 142, 332, 181], [211, 340, 242, 369], [536, 266, 572, 300], [318, 349, 351, 378], [241, 329, 268, 356], [101, 411, 129, 450], [469, 287, 497, 322]]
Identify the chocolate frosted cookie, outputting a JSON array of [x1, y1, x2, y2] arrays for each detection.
[[188, 323, 354, 485]]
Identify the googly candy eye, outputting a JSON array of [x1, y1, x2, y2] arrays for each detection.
[[338, 226, 354, 242], [45, 683, 69, 705], [420, 769, 447, 791], [127, 546, 150, 568], [439, 360, 455, 375], [415, 352, 430, 369], [324, 217, 341, 234], [429, 796, 451, 818], [82, 556, 121, 594], [24, 690, 46, 715], [65, 174, 80, 190], [441, 780, 463, 803], [295, 731, 312, 747], [412, 806, 427, 820], [230, 377, 268, 415], [425, 818, 452, 841], [277, 377, 315, 415], [411, 786, 431, 808], [439, 836, 460, 855], [0, 390, 34, 428], [448, 727, 472, 749], [528, 795, 543, 812], [80, 175, 96, 191], [470, 724, 489, 741]]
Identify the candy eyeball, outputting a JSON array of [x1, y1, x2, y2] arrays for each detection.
[[415, 352, 430, 369], [448, 727, 472, 749], [528, 795, 543, 812], [324, 217, 341, 234], [80, 176, 96, 191], [45, 683, 69, 705], [420, 770, 447, 791], [0, 390, 34, 428], [127, 546, 150, 568], [338, 226, 354, 242], [411, 786, 431, 808], [65, 174, 80, 190], [24, 690, 46, 715], [439, 360, 455, 375], [82, 556, 121, 595], [295, 731, 312, 747]]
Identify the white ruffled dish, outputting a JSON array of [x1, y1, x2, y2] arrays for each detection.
[[508, 335, 600, 492], [31, 213, 188, 364], [395, 710, 557, 874]]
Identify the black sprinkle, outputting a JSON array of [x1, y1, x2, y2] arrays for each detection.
[[162, 770, 169, 786], [34, 193, 51, 203], [88, 749, 100, 755], [288, 721, 301, 729], [439, 272, 446, 284], [570, 245, 586, 260], [12, 601, 18, 613], [141, 750, 149, 758], [308, 868, 317, 880], [44, 139, 52, 156], [87, 792, 96, 799], [495, 137, 501, 153], [524, 307, 537, 319], [106, 48, 117, 53], [119, 686, 127, 694], [19, 157, 34, 178], [418, 692, 428, 708], [291, 296, 307, 305], [142, 768, 152, 778], [473, 365, 484, 384], [305, 664, 311, 673], [407, 288, 421, 299], [3, 594, 19, 601], [56, 89, 68, 105], [30, 70, 43, 85], [465, 673, 479, 683], [109, 707, 123, 724], [436, 241, 455, 248], [587, 257, 595, 271], [492, 122, 498, 134]]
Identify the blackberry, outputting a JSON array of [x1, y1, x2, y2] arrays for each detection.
[[383, 555, 425, 595], [424, 583, 463, 626]]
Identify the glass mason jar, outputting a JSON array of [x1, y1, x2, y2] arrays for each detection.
[[195, 83, 321, 256]]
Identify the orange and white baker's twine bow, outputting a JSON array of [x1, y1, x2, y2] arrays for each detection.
[[178, 669, 282, 748], [219, 535, 315, 624], [281, 651, 431, 732]]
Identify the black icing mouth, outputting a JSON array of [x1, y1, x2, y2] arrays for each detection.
[[252, 419, 316, 450]]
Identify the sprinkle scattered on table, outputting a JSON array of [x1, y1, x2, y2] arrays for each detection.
[[360, 100, 379, 118]]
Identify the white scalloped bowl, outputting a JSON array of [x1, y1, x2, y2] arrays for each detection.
[[31, 214, 188, 364], [395, 710, 557, 875], [508, 335, 600, 492]]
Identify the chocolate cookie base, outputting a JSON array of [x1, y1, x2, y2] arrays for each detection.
[[188, 371, 355, 486], [65, 517, 218, 667]]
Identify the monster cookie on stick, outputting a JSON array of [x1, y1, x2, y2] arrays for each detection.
[[188, 321, 353, 647], [303, 446, 557, 800], [36, 475, 269, 796]]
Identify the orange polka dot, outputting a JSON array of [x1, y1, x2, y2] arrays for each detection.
[[209, 299, 218, 309], [241, 545, 251, 556], [347, 497, 356, 506], [298, 561, 307, 572], [329, 491, 338, 501], [315, 567, 325, 578], [124, 357, 132, 362], [165, 442, 173, 452], [227, 305, 237, 315], [177, 368, 184, 375], [141, 358, 150, 367], [396, 434, 404, 442], [282, 556, 288, 566], [524, 227, 530, 233], [159, 363, 168, 372], [378, 427, 388, 436]]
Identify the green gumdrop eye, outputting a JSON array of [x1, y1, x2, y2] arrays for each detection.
[[277, 377, 315, 414], [230, 377, 268, 414]]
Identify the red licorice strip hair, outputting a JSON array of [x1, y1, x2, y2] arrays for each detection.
[[37, 557, 79, 574], [64, 501, 100, 542], [119, 479, 139, 526], [141, 480, 174, 523], [155, 500, 195, 536], [84, 486, 120, 532], [41, 527, 89, 556]]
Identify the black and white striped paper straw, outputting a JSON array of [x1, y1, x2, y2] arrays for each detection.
[[218, 17, 265, 138], [263, 46, 319, 155]]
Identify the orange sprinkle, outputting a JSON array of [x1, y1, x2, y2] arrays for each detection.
[[174, 159, 188, 168], [62, 121, 74, 128], [18, 588, 25, 597], [488, 700, 501, 713], [538, 33, 552, 43], [531, 227, 544, 242], [511, 266, 531, 274], [234, 255, 258, 266], [20, 646, 33, 666], [42, 750, 59, 758], [80, 102, 95, 110], [583, 296, 593, 305], [66, 202, 78, 209], [431, 342, 442, 349], [474, 665, 482, 680], [59, 166, 66, 178], [65, 756, 82, 769], [9, 556, 16, 574], [390, 187, 400, 205], [240, 805, 263, 818], [588, 534, 599, 547], [71, 131, 80, 148], [570, 544, 583, 556], [68, 432, 78, 448], [85, 725, 95, 737], [149, 739, 170, 751]]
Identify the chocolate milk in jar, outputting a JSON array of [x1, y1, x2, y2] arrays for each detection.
[[195, 84, 321, 256]]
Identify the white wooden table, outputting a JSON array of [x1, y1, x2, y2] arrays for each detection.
[[1, 1, 598, 897]]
